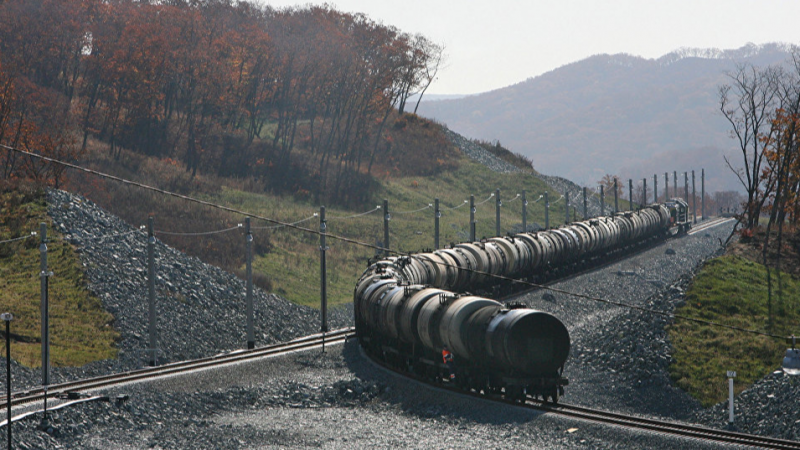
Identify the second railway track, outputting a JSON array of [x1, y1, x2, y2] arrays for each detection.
[[1, 327, 354, 412]]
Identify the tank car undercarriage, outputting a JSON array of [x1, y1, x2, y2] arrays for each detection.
[[354, 203, 683, 406], [359, 331, 567, 403]]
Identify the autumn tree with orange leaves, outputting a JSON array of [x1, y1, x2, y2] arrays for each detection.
[[0, 0, 446, 203]]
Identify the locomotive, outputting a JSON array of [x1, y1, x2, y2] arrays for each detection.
[[354, 201, 687, 402]]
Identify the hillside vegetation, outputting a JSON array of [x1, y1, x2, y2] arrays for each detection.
[[68, 130, 553, 308], [669, 255, 800, 406], [0, 183, 118, 367], [0, 0, 445, 207]]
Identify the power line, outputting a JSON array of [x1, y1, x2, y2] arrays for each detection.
[[155, 224, 242, 236], [0, 144, 391, 254], [75, 227, 145, 241], [0, 232, 37, 245], [440, 200, 468, 211], [404, 253, 790, 341], [254, 214, 318, 230], [393, 204, 432, 215], [326, 206, 380, 221], [2, 144, 785, 341], [474, 192, 495, 206]]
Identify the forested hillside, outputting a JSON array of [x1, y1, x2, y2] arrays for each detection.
[[417, 44, 793, 191], [0, 0, 447, 205]]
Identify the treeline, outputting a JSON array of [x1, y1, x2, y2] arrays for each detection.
[[720, 50, 800, 235], [0, 0, 449, 204]]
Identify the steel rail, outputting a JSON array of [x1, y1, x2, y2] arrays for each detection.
[[497, 216, 734, 302], [1, 327, 355, 411], [526, 399, 800, 450], [363, 345, 799, 450], [687, 217, 734, 235]]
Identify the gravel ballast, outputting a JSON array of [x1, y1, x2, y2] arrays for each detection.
[[3, 188, 798, 449]]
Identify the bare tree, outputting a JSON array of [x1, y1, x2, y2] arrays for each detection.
[[719, 63, 782, 229], [413, 37, 445, 114]]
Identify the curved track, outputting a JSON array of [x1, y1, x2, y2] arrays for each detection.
[[365, 347, 800, 450], [1, 328, 354, 414]]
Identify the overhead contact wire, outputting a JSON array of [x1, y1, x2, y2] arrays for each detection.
[[77, 227, 146, 241], [254, 214, 318, 230], [393, 204, 432, 215], [0, 145, 393, 255], [474, 193, 495, 206], [3, 145, 782, 341], [440, 200, 468, 211], [406, 253, 789, 341], [0, 233, 36, 244], [326, 206, 381, 221], [155, 224, 243, 236]]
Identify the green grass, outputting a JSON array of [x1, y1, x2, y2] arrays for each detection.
[[213, 156, 576, 308], [0, 188, 118, 368], [668, 255, 800, 406]]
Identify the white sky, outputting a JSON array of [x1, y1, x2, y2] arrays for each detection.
[[261, 0, 800, 95]]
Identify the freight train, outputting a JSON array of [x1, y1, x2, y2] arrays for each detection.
[[354, 199, 691, 402]]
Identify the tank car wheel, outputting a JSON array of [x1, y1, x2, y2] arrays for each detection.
[[505, 386, 524, 402], [548, 388, 559, 404]]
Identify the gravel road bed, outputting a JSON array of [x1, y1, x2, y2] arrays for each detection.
[[9, 342, 739, 450], [4, 189, 352, 393], [4, 189, 797, 448]]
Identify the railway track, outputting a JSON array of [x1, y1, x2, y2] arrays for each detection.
[[1, 327, 354, 415], [3, 216, 747, 445], [688, 216, 735, 235], [363, 348, 799, 450], [527, 399, 800, 450], [496, 215, 735, 302]]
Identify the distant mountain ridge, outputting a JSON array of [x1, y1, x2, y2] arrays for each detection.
[[417, 43, 794, 192]]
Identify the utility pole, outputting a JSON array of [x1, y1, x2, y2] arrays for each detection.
[[692, 170, 697, 224], [319, 206, 328, 345], [434, 198, 440, 249], [583, 187, 588, 219], [544, 191, 549, 229], [629, 179, 633, 211], [495, 188, 501, 237], [701, 169, 705, 220], [469, 195, 476, 241], [654, 174, 658, 204], [147, 217, 157, 367], [383, 199, 389, 254], [245, 218, 254, 349]]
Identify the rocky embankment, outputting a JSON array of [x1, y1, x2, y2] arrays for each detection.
[[5, 189, 352, 392], [3, 186, 798, 448], [445, 127, 609, 220]]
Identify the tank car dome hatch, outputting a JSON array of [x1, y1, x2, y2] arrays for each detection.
[[783, 336, 800, 376], [352, 197, 682, 401]]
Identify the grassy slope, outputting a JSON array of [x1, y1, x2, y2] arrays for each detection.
[[668, 255, 800, 406], [217, 156, 555, 308], [0, 188, 118, 367], [7, 133, 783, 410]]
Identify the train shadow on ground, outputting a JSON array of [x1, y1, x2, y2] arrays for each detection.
[[340, 338, 548, 426]]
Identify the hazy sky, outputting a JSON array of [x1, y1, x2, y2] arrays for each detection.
[[262, 0, 800, 95]]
